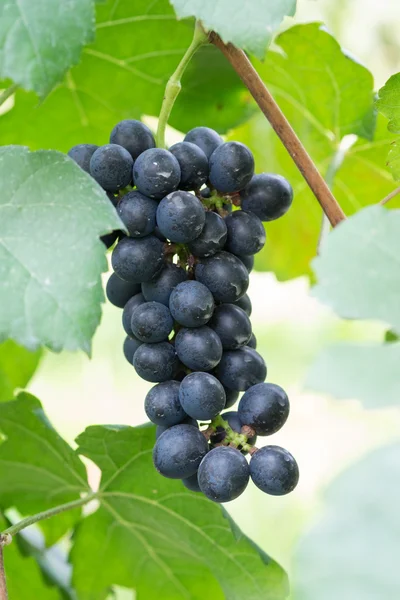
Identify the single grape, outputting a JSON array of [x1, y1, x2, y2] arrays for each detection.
[[249, 446, 299, 495], [111, 236, 164, 283], [156, 415, 198, 439], [182, 473, 201, 492], [133, 342, 178, 382], [153, 424, 208, 479], [117, 191, 158, 238], [225, 211, 266, 256], [169, 280, 214, 328], [232, 293, 252, 316], [188, 211, 227, 258], [238, 382, 289, 436], [109, 119, 155, 160], [131, 301, 173, 343], [179, 372, 226, 420], [195, 251, 249, 303], [106, 273, 141, 309], [224, 388, 239, 409], [247, 332, 257, 349], [100, 230, 119, 249], [235, 254, 254, 273], [240, 173, 293, 221], [142, 263, 187, 306], [209, 304, 252, 350], [169, 141, 209, 191], [68, 144, 98, 173], [184, 126, 223, 159], [133, 148, 181, 200], [90, 144, 133, 192], [122, 293, 145, 336], [156, 191, 205, 243], [209, 142, 254, 193], [123, 335, 142, 364], [154, 226, 167, 242], [175, 326, 223, 371], [145, 380, 186, 427], [219, 411, 257, 454], [216, 347, 266, 391], [197, 446, 249, 502], [201, 187, 211, 199]]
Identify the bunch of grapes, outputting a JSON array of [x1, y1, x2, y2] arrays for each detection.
[[68, 120, 299, 503]]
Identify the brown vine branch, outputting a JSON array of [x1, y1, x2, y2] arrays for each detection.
[[209, 32, 346, 228], [0, 539, 9, 600], [380, 186, 400, 206]]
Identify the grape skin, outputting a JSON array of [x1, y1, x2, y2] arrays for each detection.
[[117, 191, 158, 238], [182, 473, 201, 492], [240, 173, 293, 222], [188, 211, 228, 258], [145, 380, 186, 427], [169, 141, 209, 191], [106, 273, 141, 309], [110, 119, 155, 160], [209, 304, 252, 350], [169, 280, 214, 328], [68, 144, 98, 173], [153, 424, 209, 479], [238, 382, 289, 436], [133, 148, 181, 200], [225, 211, 266, 256], [209, 142, 254, 193], [249, 446, 299, 495], [156, 415, 198, 439], [232, 293, 252, 316], [247, 332, 257, 349], [122, 293, 145, 336], [131, 301, 173, 343], [123, 335, 142, 364], [111, 236, 164, 283], [215, 346, 267, 391], [133, 342, 178, 382], [142, 263, 187, 306], [184, 126, 223, 159], [223, 388, 239, 409], [236, 254, 254, 273], [90, 144, 133, 192], [195, 251, 249, 303], [179, 372, 226, 420], [198, 446, 250, 503], [156, 191, 205, 243], [175, 326, 223, 372]]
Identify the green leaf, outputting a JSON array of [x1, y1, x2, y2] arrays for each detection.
[[229, 23, 393, 280], [72, 424, 288, 600], [376, 73, 400, 180], [0, 392, 89, 545], [0, 0, 95, 96], [0, 513, 60, 600], [170, 0, 296, 59], [0, 340, 41, 402], [294, 443, 400, 600], [312, 205, 400, 332], [307, 342, 400, 408], [0, 146, 122, 353], [0, 1, 252, 152]]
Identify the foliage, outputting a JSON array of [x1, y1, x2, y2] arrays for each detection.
[[376, 73, 400, 180], [0, 340, 41, 402]]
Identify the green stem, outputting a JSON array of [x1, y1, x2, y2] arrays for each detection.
[[211, 415, 252, 452], [1, 492, 97, 538], [0, 83, 18, 108], [156, 22, 208, 148]]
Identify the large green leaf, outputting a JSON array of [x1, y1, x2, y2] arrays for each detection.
[[72, 424, 288, 600], [0, 0, 95, 96], [171, 0, 296, 59], [0, 514, 60, 600], [376, 73, 400, 180], [0, 393, 89, 545], [230, 23, 398, 280], [0, 0, 252, 152], [0, 340, 41, 402], [307, 205, 400, 408], [294, 442, 400, 600], [0, 146, 122, 353]]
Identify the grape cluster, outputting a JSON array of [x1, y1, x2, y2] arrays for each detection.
[[68, 120, 299, 503]]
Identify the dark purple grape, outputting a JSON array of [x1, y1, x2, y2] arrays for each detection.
[[133, 342, 178, 383], [169, 141, 209, 191], [179, 372, 225, 421], [145, 380, 186, 427], [68, 144, 98, 173], [209, 304, 252, 350], [238, 383, 289, 436], [123, 335, 142, 364], [110, 119, 155, 160], [156, 191, 205, 243], [133, 148, 181, 200], [250, 446, 299, 495], [106, 273, 141, 309], [240, 174, 293, 221], [131, 302, 173, 343], [142, 263, 187, 306], [197, 446, 249, 502], [122, 293, 145, 336], [153, 424, 208, 479], [195, 251, 249, 303], [90, 144, 133, 192], [175, 326, 223, 372], [209, 142, 254, 193], [184, 127, 223, 159], [169, 280, 214, 328], [111, 236, 164, 283], [117, 191, 158, 238], [215, 347, 266, 391], [225, 210, 266, 256], [188, 211, 227, 258]]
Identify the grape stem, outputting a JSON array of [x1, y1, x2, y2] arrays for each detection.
[[379, 186, 400, 206], [0, 543, 8, 600], [0, 83, 18, 109], [209, 32, 346, 228], [210, 414, 253, 453], [156, 23, 208, 148]]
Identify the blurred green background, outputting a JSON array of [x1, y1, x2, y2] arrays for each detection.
[[14, 0, 400, 597]]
